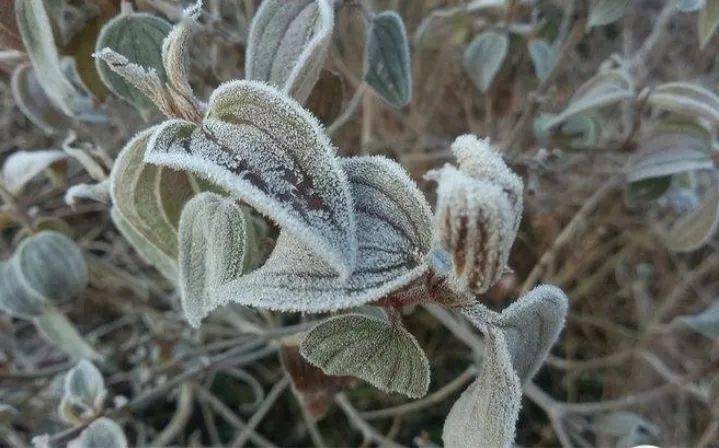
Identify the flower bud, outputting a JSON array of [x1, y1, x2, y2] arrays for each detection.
[[427, 135, 523, 295]]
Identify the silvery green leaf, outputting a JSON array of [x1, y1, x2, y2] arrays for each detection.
[[700, 0, 719, 48], [681, 300, 719, 338], [145, 80, 357, 278], [65, 180, 112, 206], [646, 82, 719, 122], [300, 313, 430, 398], [543, 69, 634, 130], [626, 120, 714, 184], [10, 64, 69, 134], [245, 0, 334, 103], [1, 149, 67, 194], [62, 360, 106, 413], [0, 259, 45, 318], [34, 307, 101, 361], [95, 11, 172, 120], [213, 156, 433, 312], [178, 192, 257, 328], [442, 326, 521, 448], [14, 0, 88, 117], [490, 285, 568, 384], [68, 418, 127, 448], [588, 0, 631, 28], [14, 231, 88, 304], [161, 1, 202, 102], [110, 207, 178, 283], [528, 38, 555, 82], [363, 11, 412, 108], [677, 0, 705, 12], [463, 31, 508, 93], [664, 186, 719, 252]]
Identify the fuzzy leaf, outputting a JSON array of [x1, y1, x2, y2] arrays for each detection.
[[463, 31, 508, 93], [543, 69, 634, 130], [63, 360, 106, 412], [178, 192, 257, 327], [528, 39, 555, 82], [442, 326, 521, 448], [363, 11, 412, 108], [245, 0, 334, 103], [15, 0, 90, 117], [10, 63, 69, 134], [95, 11, 172, 120], [14, 231, 88, 304], [68, 418, 127, 448], [213, 156, 432, 312], [0, 259, 45, 318], [680, 300, 719, 338], [626, 120, 714, 184], [145, 80, 357, 278], [161, 1, 202, 102], [647, 82, 719, 122], [700, 0, 719, 48], [664, 186, 719, 252], [1, 149, 67, 194], [65, 180, 111, 206], [301, 313, 430, 398], [588, 0, 631, 28]]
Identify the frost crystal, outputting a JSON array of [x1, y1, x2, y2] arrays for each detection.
[[144, 80, 358, 278], [212, 156, 433, 312]]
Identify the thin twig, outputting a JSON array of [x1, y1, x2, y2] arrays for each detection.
[[335, 394, 406, 448], [151, 382, 194, 447], [231, 376, 290, 447]]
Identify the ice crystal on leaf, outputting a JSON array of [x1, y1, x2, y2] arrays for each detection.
[[211, 156, 432, 313], [144, 80, 358, 279]]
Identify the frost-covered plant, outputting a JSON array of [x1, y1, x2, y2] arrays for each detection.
[[59, 360, 107, 425]]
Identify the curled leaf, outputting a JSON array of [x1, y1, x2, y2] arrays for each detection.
[[65, 180, 112, 206], [95, 10, 172, 119], [0, 259, 45, 318], [145, 80, 357, 278], [11, 64, 69, 134], [463, 31, 509, 93], [300, 313, 430, 398], [363, 11, 412, 108], [1, 149, 67, 194], [245, 0, 334, 103], [212, 156, 432, 313], [178, 192, 257, 327], [161, 1, 202, 102], [68, 418, 127, 448], [60, 360, 106, 424], [646, 82, 719, 122], [664, 185, 719, 252]]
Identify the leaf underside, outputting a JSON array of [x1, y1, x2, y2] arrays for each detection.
[[364, 11, 412, 108]]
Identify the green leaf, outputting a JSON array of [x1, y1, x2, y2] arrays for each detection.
[[212, 156, 432, 313], [442, 326, 521, 448], [1, 149, 67, 194], [528, 38, 555, 82], [178, 192, 257, 327], [664, 185, 719, 252], [463, 31, 508, 93], [300, 313, 430, 398], [144, 80, 358, 279], [699, 0, 719, 48], [0, 258, 45, 318], [95, 11, 172, 120], [647, 82, 719, 122], [245, 0, 334, 103], [588, 0, 631, 28], [363, 11, 412, 108], [543, 69, 634, 130], [10, 63, 70, 134], [68, 418, 127, 448]]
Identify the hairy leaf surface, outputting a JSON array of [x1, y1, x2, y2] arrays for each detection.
[[245, 0, 334, 103], [301, 313, 430, 398], [1, 149, 67, 194], [145, 80, 357, 278], [213, 156, 432, 312], [463, 31, 508, 93], [68, 418, 127, 448], [364, 11, 412, 108]]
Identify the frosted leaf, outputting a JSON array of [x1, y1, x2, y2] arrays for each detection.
[[0, 259, 46, 319], [178, 192, 257, 327], [300, 313, 430, 398], [95, 11, 172, 120], [68, 418, 127, 448], [162, 0, 202, 102], [442, 326, 521, 448], [542, 69, 634, 130], [463, 31, 509, 93], [245, 0, 334, 103], [528, 39, 555, 82], [10, 63, 69, 134], [588, 0, 631, 28], [1, 149, 67, 194], [110, 207, 178, 283], [363, 11, 412, 108], [427, 136, 523, 295], [700, 0, 719, 48], [14, 231, 89, 305], [59, 360, 106, 424], [213, 155, 433, 312], [646, 82, 719, 123], [145, 80, 357, 278], [65, 180, 111, 207], [14, 0, 87, 116], [664, 186, 719, 252]]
